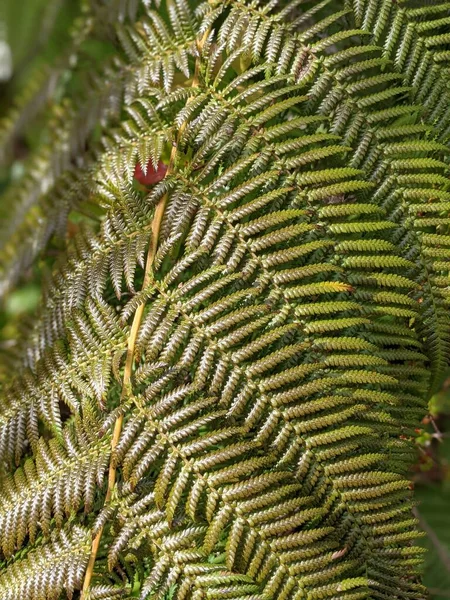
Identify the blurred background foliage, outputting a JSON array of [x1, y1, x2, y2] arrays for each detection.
[[0, 0, 449, 597], [415, 376, 450, 599]]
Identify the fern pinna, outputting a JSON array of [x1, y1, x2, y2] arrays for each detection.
[[0, 0, 449, 599]]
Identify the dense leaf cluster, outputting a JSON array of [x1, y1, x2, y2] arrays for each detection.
[[0, 1, 450, 599]]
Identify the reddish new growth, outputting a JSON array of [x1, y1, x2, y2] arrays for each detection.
[[134, 160, 167, 186]]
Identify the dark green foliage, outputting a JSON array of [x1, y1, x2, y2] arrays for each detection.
[[414, 377, 450, 600], [417, 484, 450, 599], [0, 1, 450, 599]]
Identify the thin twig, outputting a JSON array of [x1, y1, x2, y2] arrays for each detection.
[[427, 588, 450, 598], [413, 507, 450, 573], [429, 415, 443, 442]]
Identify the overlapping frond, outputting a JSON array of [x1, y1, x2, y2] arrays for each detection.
[[0, 525, 91, 600], [0, 4, 128, 298], [1, 0, 449, 599]]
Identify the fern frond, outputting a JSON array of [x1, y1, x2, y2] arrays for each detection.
[[0, 526, 91, 600], [1, 0, 448, 598]]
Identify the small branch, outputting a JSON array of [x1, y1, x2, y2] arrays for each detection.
[[429, 415, 443, 442], [413, 507, 450, 573], [427, 589, 450, 599]]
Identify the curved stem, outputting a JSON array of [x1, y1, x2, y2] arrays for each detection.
[[80, 29, 208, 599]]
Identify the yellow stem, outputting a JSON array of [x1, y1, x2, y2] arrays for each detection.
[[81, 275, 148, 597], [81, 29, 209, 599]]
